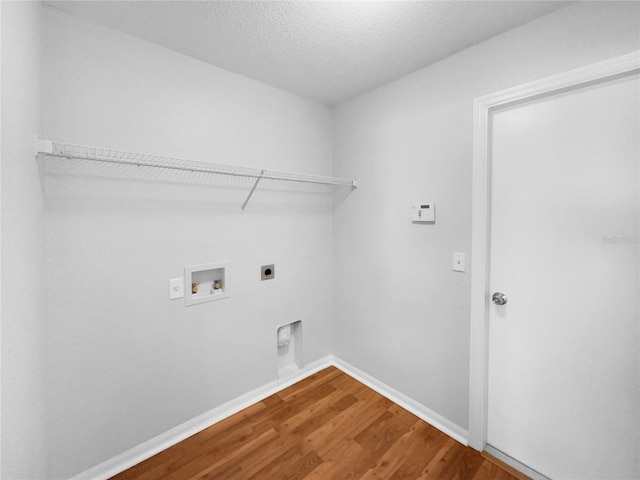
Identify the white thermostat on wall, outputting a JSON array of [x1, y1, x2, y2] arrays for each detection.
[[412, 203, 435, 222]]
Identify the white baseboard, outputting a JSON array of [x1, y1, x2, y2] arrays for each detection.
[[484, 445, 550, 480], [73, 355, 468, 479], [328, 356, 468, 446], [72, 356, 333, 480]]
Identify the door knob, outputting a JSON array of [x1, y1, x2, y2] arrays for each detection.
[[492, 292, 508, 305]]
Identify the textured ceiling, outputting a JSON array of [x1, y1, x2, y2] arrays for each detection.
[[46, 1, 571, 106]]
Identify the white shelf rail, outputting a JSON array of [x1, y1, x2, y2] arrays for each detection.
[[36, 139, 357, 210]]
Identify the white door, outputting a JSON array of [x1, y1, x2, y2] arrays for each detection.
[[487, 73, 639, 479]]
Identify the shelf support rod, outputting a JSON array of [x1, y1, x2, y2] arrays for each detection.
[[241, 170, 264, 210]]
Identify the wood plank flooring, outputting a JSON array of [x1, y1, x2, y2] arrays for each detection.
[[111, 367, 524, 480]]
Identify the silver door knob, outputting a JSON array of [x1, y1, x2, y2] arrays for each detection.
[[492, 292, 508, 305]]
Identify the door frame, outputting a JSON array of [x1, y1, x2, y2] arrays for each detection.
[[468, 51, 640, 451]]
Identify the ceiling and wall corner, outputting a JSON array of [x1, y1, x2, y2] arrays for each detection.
[[44, 0, 572, 106]]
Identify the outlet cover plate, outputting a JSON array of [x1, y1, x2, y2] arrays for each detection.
[[169, 278, 184, 299], [261, 264, 275, 281]]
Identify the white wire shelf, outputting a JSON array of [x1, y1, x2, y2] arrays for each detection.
[[36, 139, 357, 210]]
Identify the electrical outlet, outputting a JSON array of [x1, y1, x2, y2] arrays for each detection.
[[169, 278, 184, 299], [261, 264, 275, 281]]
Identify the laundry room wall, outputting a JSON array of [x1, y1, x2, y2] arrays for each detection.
[[41, 6, 335, 478], [332, 0, 640, 433]]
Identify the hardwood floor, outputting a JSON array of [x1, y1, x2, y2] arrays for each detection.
[[111, 367, 524, 480]]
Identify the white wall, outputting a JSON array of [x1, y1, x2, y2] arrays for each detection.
[[42, 6, 335, 478], [0, 2, 49, 479], [332, 1, 640, 432]]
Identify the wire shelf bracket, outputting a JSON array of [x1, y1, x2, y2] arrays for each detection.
[[35, 139, 357, 209]]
